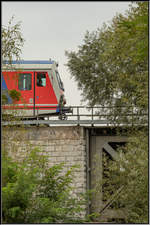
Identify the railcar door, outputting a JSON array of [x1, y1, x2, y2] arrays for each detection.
[[17, 72, 35, 116], [35, 72, 58, 115], [18, 72, 34, 104]]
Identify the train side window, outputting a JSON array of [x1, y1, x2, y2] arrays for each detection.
[[18, 73, 32, 90], [37, 73, 46, 87]]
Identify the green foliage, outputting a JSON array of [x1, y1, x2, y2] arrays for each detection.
[[66, 2, 148, 125], [2, 16, 25, 116], [9, 89, 21, 102], [2, 150, 19, 187], [2, 147, 87, 223], [2, 93, 8, 105], [102, 129, 148, 223], [66, 2, 148, 223], [2, 15, 25, 63]]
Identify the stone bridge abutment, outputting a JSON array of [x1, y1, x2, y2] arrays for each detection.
[[3, 125, 128, 222]]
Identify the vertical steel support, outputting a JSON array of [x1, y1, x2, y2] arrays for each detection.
[[90, 135, 103, 214]]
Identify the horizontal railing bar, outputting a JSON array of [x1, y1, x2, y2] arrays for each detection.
[[2, 105, 144, 109], [2, 120, 109, 126], [70, 106, 134, 108], [5, 114, 147, 120], [2, 120, 148, 126], [57, 114, 148, 117]]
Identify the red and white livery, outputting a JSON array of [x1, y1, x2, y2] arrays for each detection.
[[2, 60, 69, 119]]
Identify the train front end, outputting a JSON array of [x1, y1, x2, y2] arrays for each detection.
[[2, 60, 71, 119]]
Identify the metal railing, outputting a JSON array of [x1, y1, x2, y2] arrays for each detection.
[[63, 105, 147, 123], [2, 105, 148, 126]]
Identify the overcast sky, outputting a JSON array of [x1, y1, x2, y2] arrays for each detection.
[[2, 1, 131, 106]]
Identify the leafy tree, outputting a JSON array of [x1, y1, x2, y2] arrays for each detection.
[[2, 15, 25, 63], [102, 129, 148, 223], [66, 2, 148, 223], [2, 16, 25, 115], [65, 2, 148, 125], [2, 147, 87, 223]]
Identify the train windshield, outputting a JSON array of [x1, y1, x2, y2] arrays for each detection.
[[55, 71, 64, 91]]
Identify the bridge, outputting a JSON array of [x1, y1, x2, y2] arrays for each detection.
[[2, 106, 147, 222]]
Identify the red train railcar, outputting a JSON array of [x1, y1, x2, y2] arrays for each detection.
[[2, 60, 69, 119]]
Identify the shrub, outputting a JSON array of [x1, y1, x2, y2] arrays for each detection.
[[2, 147, 87, 223]]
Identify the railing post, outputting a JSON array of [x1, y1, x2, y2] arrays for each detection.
[[91, 107, 94, 126], [77, 106, 80, 125]]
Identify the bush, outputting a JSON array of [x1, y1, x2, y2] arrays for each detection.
[[9, 89, 21, 102], [102, 129, 148, 223], [2, 147, 87, 223]]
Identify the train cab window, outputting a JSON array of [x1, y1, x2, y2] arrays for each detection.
[[18, 73, 32, 90], [37, 73, 46, 87]]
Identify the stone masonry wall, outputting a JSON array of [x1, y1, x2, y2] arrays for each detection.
[[3, 126, 87, 195]]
